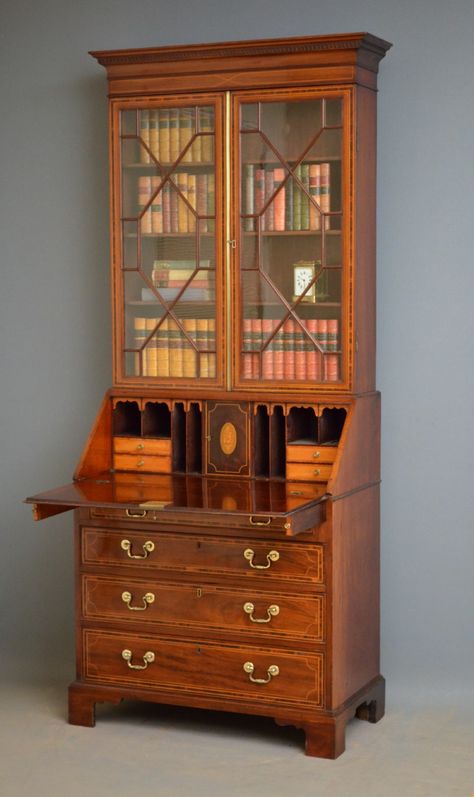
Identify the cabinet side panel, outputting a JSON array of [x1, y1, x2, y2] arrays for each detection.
[[328, 393, 380, 496], [74, 393, 112, 479], [329, 485, 380, 708], [353, 86, 377, 393]]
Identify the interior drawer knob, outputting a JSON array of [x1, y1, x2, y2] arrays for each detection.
[[121, 649, 155, 670], [243, 661, 279, 684], [120, 539, 155, 559], [243, 602, 280, 623], [121, 590, 155, 611], [244, 548, 280, 570]]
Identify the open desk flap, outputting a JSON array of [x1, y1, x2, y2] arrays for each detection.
[[26, 473, 328, 536]]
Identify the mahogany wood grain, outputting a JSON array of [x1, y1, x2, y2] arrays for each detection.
[[286, 445, 338, 464], [83, 629, 324, 707], [82, 573, 325, 642], [81, 528, 325, 585]]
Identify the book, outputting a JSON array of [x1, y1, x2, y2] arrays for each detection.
[[264, 167, 274, 231], [283, 318, 296, 379], [133, 317, 147, 375], [168, 320, 183, 377], [208, 319, 216, 377], [149, 110, 159, 161], [145, 318, 157, 377], [285, 177, 294, 230], [197, 173, 208, 232], [293, 165, 302, 231], [255, 168, 265, 228], [139, 110, 150, 163], [320, 162, 330, 230], [261, 319, 274, 379], [244, 164, 255, 232], [156, 318, 169, 377], [309, 164, 321, 231], [182, 318, 197, 377], [207, 173, 215, 232], [169, 108, 180, 163], [273, 168, 286, 231], [196, 319, 209, 377], [162, 183, 171, 232], [138, 176, 152, 234], [300, 164, 310, 230], [251, 319, 262, 378], [159, 109, 170, 163], [177, 172, 188, 232], [200, 108, 213, 162], [295, 321, 306, 380], [180, 108, 193, 163], [187, 173, 196, 233], [151, 176, 163, 233], [242, 319, 253, 379]]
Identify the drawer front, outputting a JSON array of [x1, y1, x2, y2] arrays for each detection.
[[286, 463, 333, 482], [82, 575, 325, 642], [113, 437, 171, 456], [286, 445, 337, 464], [83, 629, 324, 707], [113, 454, 171, 473], [82, 529, 324, 585]]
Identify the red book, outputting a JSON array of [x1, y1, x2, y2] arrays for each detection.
[[273, 326, 284, 380], [295, 321, 306, 380], [306, 319, 322, 381], [264, 167, 274, 231], [324, 354, 339, 381], [242, 319, 253, 379], [261, 319, 274, 379], [273, 168, 286, 231], [320, 162, 330, 230], [284, 319, 295, 379]]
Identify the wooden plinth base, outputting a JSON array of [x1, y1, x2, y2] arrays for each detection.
[[68, 676, 385, 759]]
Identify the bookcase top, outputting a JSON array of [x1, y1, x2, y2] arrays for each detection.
[[90, 32, 392, 71]]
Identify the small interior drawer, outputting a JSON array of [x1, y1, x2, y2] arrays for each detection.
[[286, 463, 333, 482], [113, 437, 171, 456], [286, 445, 337, 464], [113, 454, 171, 473]]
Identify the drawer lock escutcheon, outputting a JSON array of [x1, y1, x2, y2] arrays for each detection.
[[121, 649, 155, 670], [120, 539, 155, 559], [244, 548, 280, 570], [121, 591, 155, 611], [243, 661, 279, 684], [243, 602, 280, 623]]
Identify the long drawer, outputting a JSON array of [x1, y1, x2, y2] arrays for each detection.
[[83, 629, 324, 708], [82, 574, 325, 642], [81, 528, 324, 585]]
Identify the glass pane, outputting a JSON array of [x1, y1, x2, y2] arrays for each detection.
[[239, 95, 344, 384], [120, 103, 218, 381]]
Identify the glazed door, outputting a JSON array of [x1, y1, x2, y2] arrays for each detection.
[[232, 89, 350, 390], [113, 95, 225, 386]]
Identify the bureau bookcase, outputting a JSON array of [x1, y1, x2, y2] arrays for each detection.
[[27, 32, 391, 758]]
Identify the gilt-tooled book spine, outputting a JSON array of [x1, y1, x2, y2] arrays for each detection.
[[293, 165, 302, 231], [261, 319, 274, 379], [134, 317, 146, 376], [181, 108, 193, 163], [149, 110, 159, 161], [197, 173, 208, 233], [182, 318, 197, 378], [156, 318, 169, 377], [138, 175, 152, 234], [295, 321, 306, 380], [196, 319, 209, 377], [242, 319, 252, 379], [208, 318, 216, 377], [200, 108, 213, 162], [151, 176, 163, 234], [140, 110, 150, 163], [159, 109, 170, 163], [309, 163, 321, 231], [162, 183, 171, 232], [273, 168, 286, 231], [264, 167, 274, 231], [255, 168, 265, 230], [285, 177, 293, 231], [320, 162, 330, 230], [187, 174, 196, 233], [284, 318, 296, 380], [300, 164, 310, 230], [169, 108, 180, 164]]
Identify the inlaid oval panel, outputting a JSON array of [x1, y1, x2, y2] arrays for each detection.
[[220, 422, 237, 456]]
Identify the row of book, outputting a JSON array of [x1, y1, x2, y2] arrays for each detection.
[[137, 108, 214, 164], [138, 174, 215, 234], [133, 317, 216, 378], [140, 260, 214, 302], [243, 163, 331, 232], [242, 318, 339, 381]]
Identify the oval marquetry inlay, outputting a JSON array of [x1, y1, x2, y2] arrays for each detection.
[[220, 422, 237, 455]]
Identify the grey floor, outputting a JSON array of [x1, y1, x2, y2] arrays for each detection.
[[1, 675, 473, 797]]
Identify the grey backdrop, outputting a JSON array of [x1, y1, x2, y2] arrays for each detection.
[[1, 0, 473, 699]]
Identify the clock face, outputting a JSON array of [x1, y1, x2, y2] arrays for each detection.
[[294, 265, 315, 296]]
